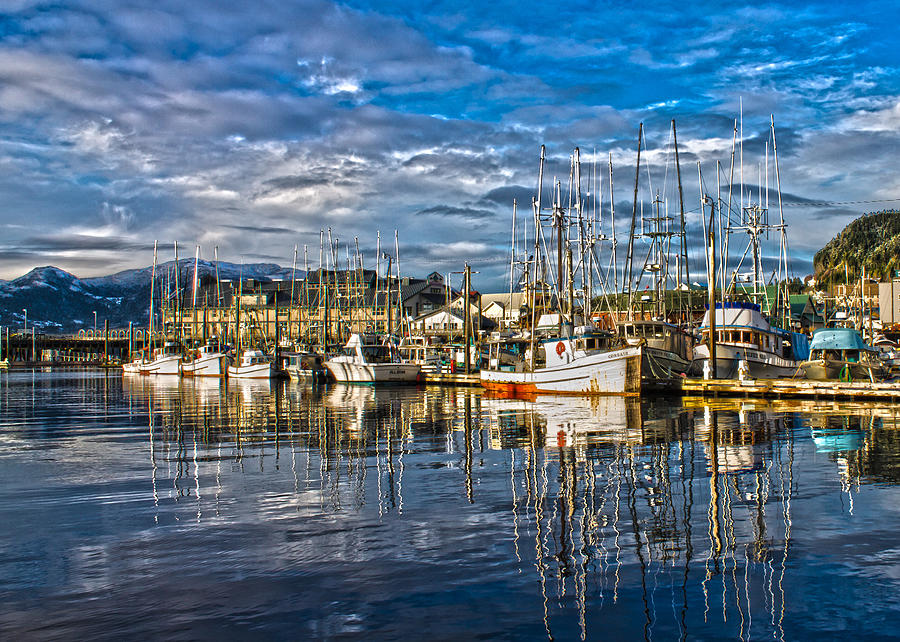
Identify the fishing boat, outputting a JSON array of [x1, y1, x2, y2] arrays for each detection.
[[141, 341, 182, 375], [397, 335, 444, 373], [122, 353, 147, 374], [281, 351, 327, 383], [181, 338, 226, 377], [691, 302, 807, 379], [481, 324, 643, 395], [799, 327, 886, 382], [872, 333, 900, 370], [324, 333, 420, 383], [227, 348, 275, 379], [619, 320, 693, 380]]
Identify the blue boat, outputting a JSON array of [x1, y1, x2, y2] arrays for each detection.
[[799, 327, 885, 381]]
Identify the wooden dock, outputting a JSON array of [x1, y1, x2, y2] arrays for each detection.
[[678, 377, 900, 401]]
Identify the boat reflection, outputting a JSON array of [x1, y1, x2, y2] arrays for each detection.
[[123, 380, 900, 640]]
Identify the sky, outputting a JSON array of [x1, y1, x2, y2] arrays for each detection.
[[1, 0, 899, 291]]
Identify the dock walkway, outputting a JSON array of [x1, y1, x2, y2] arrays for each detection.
[[679, 377, 900, 401]]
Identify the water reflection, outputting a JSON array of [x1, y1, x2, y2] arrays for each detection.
[[2, 372, 900, 639]]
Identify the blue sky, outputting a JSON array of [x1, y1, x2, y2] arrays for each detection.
[[1, 0, 899, 290]]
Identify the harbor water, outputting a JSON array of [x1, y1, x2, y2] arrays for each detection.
[[1, 370, 899, 639]]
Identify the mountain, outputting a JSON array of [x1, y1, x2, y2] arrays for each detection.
[[813, 210, 900, 283], [0, 261, 297, 334]]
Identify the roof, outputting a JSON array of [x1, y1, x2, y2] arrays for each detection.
[[480, 292, 525, 310], [809, 328, 875, 351]]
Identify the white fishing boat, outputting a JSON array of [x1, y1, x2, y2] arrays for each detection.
[[397, 335, 443, 373], [691, 302, 807, 379], [141, 342, 182, 376], [181, 339, 226, 377], [226, 348, 275, 379], [122, 355, 146, 374], [325, 333, 420, 383], [481, 325, 643, 396], [281, 351, 327, 383]]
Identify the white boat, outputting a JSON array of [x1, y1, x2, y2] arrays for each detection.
[[691, 302, 807, 379], [181, 339, 226, 377], [226, 349, 275, 379], [141, 342, 182, 376], [397, 335, 444, 373], [480, 327, 643, 396], [281, 351, 327, 383], [122, 356, 147, 374], [325, 334, 421, 383]]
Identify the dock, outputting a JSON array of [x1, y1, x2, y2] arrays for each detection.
[[421, 372, 482, 387], [678, 377, 900, 401]]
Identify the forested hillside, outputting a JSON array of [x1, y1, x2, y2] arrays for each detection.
[[813, 210, 900, 281]]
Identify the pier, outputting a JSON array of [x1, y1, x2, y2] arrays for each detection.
[[678, 377, 900, 401], [1, 332, 131, 366]]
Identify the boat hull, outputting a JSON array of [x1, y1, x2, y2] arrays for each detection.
[[141, 355, 182, 376], [286, 367, 327, 384], [122, 360, 145, 375], [182, 353, 225, 377], [480, 346, 643, 396], [643, 347, 691, 378], [691, 344, 799, 379], [227, 362, 275, 379], [325, 361, 421, 384], [800, 358, 885, 382]]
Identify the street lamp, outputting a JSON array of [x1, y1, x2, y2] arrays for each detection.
[[22, 308, 26, 335], [93, 311, 97, 336]]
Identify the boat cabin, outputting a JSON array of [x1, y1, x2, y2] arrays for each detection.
[[619, 320, 692, 356], [239, 349, 269, 365], [341, 334, 399, 364], [808, 328, 876, 364], [698, 301, 807, 360]]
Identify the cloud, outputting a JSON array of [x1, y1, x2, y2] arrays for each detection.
[[415, 205, 495, 220], [0, 0, 896, 290]]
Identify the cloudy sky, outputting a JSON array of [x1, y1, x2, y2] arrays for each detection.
[[1, 0, 899, 290]]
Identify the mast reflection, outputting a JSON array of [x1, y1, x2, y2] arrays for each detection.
[[123, 378, 900, 640]]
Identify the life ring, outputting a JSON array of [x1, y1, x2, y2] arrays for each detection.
[[839, 364, 852, 383], [555, 341, 566, 357]]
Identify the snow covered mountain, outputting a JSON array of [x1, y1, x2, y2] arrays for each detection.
[[0, 261, 296, 333]]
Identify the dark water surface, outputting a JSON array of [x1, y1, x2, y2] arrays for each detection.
[[1, 370, 899, 640]]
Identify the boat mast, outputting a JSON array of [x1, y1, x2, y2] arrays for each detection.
[[673, 119, 689, 318], [771, 115, 790, 329], [319, 229, 325, 349], [192, 245, 200, 309], [508, 199, 517, 319], [173, 241, 179, 344], [625, 123, 643, 321], [290, 244, 298, 340], [214, 245, 221, 306], [534, 145, 545, 316], [609, 152, 618, 295], [149, 240, 158, 354], [395, 230, 403, 337]]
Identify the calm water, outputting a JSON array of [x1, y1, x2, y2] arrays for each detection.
[[1, 371, 899, 640]]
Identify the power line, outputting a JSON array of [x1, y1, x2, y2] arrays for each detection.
[[781, 197, 900, 207]]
